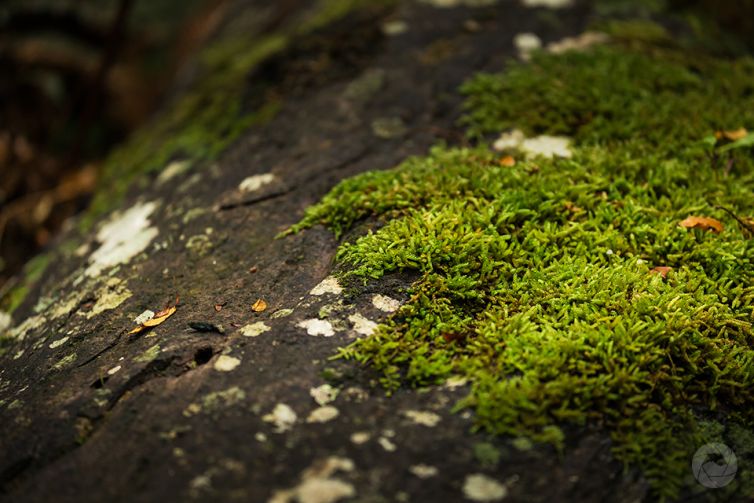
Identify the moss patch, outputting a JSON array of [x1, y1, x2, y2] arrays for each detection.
[[291, 35, 754, 499]]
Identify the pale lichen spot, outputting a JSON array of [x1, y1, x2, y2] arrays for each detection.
[[403, 409, 442, 427], [463, 474, 508, 501], [371, 294, 401, 313], [86, 201, 160, 277], [310, 276, 343, 296], [310, 384, 339, 406], [263, 403, 297, 433], [269, 457, 355, 503], [371, 117, 407, 139], [350, 432, 370, 445], [306, 406, 340, 424], [521, 0, 572, 8], [134, 343, 161, 364], [348, 313, 377, 336], [185, 233, 213, 256], [547, 31, 609, 54], [87, 278, 132, 319], [297, 319, 335, 337], [240, 321, 271, 337], [184, 386, 246, 417], [418, 0, 499, 7], [514, 32, 542, 60], [107, 365, 122, 375], [239, 173, 276, 193], [381, 20, 408, 36], [410, 464, 439, 478], [0, 311, 11, 332], [271, 308, 294, 319], [134, 309, 155, 325], [378, 436, 397, 452], [493, 129, 572, 159], [214, 355, 241, 372], [445, 376, 469, 389], [48, 336, 69, 349], [157, 160, 191, 185], [53, 352, 77, 370], [8, 314, 47, 342]]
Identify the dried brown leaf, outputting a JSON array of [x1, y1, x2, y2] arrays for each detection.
[[679, 216, 723, 234]]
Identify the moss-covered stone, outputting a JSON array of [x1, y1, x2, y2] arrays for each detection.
[[290, 25, 754, 500]]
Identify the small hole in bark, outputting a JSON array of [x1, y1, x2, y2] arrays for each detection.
[[90, 376, 109, 388], [194, 347, 213, 366]]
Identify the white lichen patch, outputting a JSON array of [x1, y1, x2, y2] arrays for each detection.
[[463, 474, 508, 502], [418, 0, 499, 7], [271, 308, 294, 319], [239, 173, 276, 193], [86, 201, 160, 277], [513, 32, 542, 60], [445, 376, 469, 389], [263, 403, 297, 433], [382, 19, 408, 36], [134, 343, 161, 364], [48, 336, 69, 349], [350, 432, 370, 445], [522, 0, 572, 8], [348, 313, 377, 336], [310, 384, 339, 406], [269, 457, 355, 503], [134, 309, 155, 325], [157, 160, 191, 185], [184, 386, 246, 417], [214, 355, 241, 372], [378, 437, 397, 452], [53, 352, 77, 370], [310, 276, 343, 296], [297, 319, 335, 337], [403, 410, 442, 427], [0, 311, 11, 332], [8, 314, 47, 342], [87, 278, 132, 319], [493, 129, 572, 158], [107, 365, 122, 375], [410, 464, 439, 478], [547, 31, 609, 54], [371, 294, 401, 313], [306, 406, 340, 424], [240, 321, 270, 337]]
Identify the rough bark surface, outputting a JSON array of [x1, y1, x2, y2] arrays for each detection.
[[1, 1, 650, 502]]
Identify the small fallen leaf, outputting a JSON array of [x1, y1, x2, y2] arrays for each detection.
[[564, 201, 583, 214], [679, 216, 723, 234], [214, 302, 225, 312], [251, 299, 267, 312], [715, 128, 748, 141], [249, 266, 258, 273], [128, 298, 178, 334], [500, 155, 516, 167], [649, 266, 672, 278]]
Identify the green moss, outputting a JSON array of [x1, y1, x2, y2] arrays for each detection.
[[291, 38, 754, 499], [2, 252, 51, 313]]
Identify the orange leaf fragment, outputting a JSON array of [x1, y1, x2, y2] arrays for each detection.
[[142, 306, 176, 327], [214, 304, 223, 312], [679, 216, 723, 234], [251, 299, 267, 312], [649, 266, 672, 278], [500, 155, 516, 167], [715, 128, 748, 141]]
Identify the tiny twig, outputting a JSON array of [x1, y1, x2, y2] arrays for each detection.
[[716, 205, 754, 237]]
